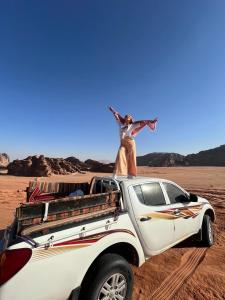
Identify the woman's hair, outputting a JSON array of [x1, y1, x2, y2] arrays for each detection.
[[124, 114, 134, 124]]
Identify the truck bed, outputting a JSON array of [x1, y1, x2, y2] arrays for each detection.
[[2, 178, 121, 250], [16, 190, 120, 236]]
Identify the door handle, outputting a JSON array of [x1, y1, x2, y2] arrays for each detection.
[[140, 216, 152, 222]]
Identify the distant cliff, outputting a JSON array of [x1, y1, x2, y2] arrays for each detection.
[[137, 144, 225, 167], [186, 144, 225, 166], [137, 152, 187, 167]]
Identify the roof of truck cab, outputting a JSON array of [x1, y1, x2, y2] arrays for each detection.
[[103, 176, 173, 185]]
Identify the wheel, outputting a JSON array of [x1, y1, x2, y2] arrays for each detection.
[[202, 215, 214, 247], [80, 253, 134, 300]]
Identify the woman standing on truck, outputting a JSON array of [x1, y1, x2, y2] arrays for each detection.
[[109, 106, 157, 178]]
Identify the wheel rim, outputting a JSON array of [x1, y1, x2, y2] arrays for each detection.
[[97, 273, 127, 300], [208, 220, 213, 243]]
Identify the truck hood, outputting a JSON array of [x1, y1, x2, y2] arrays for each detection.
[[197, 196, 209, 204]]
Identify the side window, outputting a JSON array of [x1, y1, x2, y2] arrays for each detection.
[[134, 183, 166, 206], [163, 183, 188, 204]]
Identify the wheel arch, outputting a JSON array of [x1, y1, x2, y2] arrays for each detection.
[[195, 208, 215, 242], [204, 208, 215, 222], [78, 242, 137, 299], [100, 242, 139, 266], [78, 243, 138, 297]]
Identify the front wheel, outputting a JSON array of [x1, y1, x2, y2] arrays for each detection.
[[80, 253, 134, 300], [202, 215, 214, 247]]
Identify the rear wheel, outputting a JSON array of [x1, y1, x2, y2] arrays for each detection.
[[80, 253, 134, 300], [202, 215, 214, 247]]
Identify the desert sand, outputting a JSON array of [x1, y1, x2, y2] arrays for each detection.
[[0, 166, 225, 300]]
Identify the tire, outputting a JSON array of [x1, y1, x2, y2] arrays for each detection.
[[202, 215, 214, 247], [80, 253, 134, 300]]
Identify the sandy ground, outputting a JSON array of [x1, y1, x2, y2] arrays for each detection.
[[0, 166, 225, 299]]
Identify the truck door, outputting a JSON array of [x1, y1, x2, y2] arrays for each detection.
[[128, 182, 175, 256], [162, 182, 201, 241]]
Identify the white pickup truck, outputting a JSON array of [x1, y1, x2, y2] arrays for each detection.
[[0, 176, 215, 300]]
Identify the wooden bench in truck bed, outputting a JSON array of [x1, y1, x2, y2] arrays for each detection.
[[16, 180, 120, 236]]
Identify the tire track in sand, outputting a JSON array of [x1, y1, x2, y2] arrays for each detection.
[[150, 247, 207, 300]]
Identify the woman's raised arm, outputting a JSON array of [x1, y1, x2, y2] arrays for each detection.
[[108, 106, 125, 125], [131, 118, 158, 136]]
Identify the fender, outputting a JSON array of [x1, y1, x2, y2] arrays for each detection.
[[195, 201, 215, 241]]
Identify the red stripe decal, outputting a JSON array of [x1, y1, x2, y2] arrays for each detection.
[[54, 229, 135, 247]]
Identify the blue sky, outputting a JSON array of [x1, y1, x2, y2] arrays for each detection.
[[0, 0, 225, 162]]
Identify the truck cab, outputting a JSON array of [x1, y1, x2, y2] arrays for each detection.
[[118, 176, 214, 256]]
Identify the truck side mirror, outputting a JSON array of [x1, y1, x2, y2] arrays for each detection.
[[175, 194, 190, 203], [189, 193, 198, 202]]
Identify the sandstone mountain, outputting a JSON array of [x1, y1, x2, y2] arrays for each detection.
[[85, 159, 114, 173], [7, 155, 84, 177], [65, 157, 89, 171], [186, 144, 225, 166], [137, 152, 187, 167], [137, 144, 225, 167], [7, 155, 114, 176]]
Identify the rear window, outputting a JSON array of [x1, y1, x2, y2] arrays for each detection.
[[93, 179, 118, 194], [134, 182, 166, 206]]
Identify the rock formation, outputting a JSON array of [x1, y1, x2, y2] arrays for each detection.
[[0, 153, 10, 169], [7, 156, 114, 176], [7, 155, 85, 177], [186, 144, 225, 166], [137, 144, 225, 167], [65, 157, 89, 171], [137, 152, 187, 167], [85, 159, 114, 173]]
